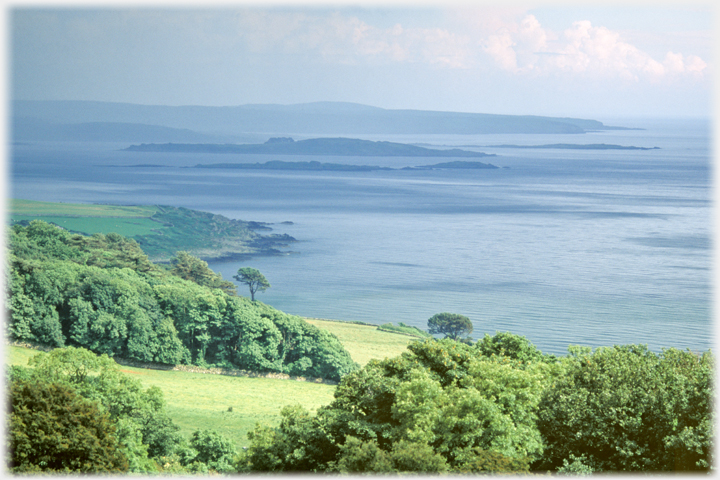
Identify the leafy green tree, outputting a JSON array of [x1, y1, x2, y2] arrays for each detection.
[[453, 447, 531, 474], [27, 347, 182, 469], [332, 437, 448, 473], [8, 378, 129, 473], [388, 440, 449, 473], [475, 331, 555, 363], [535, 345, 713, 472], [234, 267, 270, 301], [188, 429, 238, 473], [427, 312, 473, 340], [9, 221, 355, 381], [245, 338, 546, 473], [333, 436, 395, 473]]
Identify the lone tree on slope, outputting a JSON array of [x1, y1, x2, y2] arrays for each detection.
[[234, 267, 270, 301], [427, 312, 473, 340]]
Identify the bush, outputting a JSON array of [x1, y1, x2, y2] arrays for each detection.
[[246, 338, 545, 473], [8, 379, 128, 473], [189, 429, 238, 473]]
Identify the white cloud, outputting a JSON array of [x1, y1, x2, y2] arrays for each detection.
[[483, 32, 517, 71], [158, 9, 707, 82], [478, 14, 708, 82], [230, 10, 471, 68]]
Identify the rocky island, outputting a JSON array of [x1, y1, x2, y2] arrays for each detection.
[[124, 136, 495, 158], [192, 159, 498, 171]]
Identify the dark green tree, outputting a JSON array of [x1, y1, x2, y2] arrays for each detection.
[[9, 221, 355, 382], [234, 267, 270, 301], [333, 436, 395, 473], [8, 379, 129, 473], [427, 312, 473, 340], [27, 347, 182, 470], [170, 251, 237, 295], [454, 448, 531, 474], [188, 429, 238, 473]]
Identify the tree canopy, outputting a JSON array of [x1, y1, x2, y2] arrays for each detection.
[[427, 312, 473, 340], [240, 337, 550, 473], [238, 334, 713, 475], [8, 347, 246, 474], [535, 344, 713, 472]]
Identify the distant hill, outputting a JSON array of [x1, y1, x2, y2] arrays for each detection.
[[12, 116, 262, 144], [124, 137, 496, 157], [12, 100, 633, 141]]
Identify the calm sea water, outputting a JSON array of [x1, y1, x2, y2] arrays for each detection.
[[10, 118, 713, 355]]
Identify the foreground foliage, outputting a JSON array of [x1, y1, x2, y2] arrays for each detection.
[[536, 344, 713, 472], [9, 378, 129, 473], [7, 220, 358, 381], [239, 335, 713, 474], [8, 347, 243, 474], [6, 221, 713, 475], [240, 336, 555, 473]]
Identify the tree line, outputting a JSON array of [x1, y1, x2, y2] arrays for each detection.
[[7, 220, 358, 381], [237, 334, 712, 474]]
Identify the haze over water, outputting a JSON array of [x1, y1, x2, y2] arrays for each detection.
[[10, 117, 712, 356]]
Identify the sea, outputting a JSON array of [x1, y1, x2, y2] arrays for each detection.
[[9, 117, 714, 356]]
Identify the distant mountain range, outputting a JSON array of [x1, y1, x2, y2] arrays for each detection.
[[12, 100, 635, 143]]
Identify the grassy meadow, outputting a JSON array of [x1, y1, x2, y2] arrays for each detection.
[[6, 320, 420, 449], [10, 199, 158, 217], [10, 200, 161, 236], [7, 345, 335, 449], [304, 318, 419, 366]]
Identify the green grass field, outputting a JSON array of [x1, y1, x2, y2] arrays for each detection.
[[304, 318, 418, 366], [9, 215, 163, 236], [11, 199, 158, 217], [8, 199, 283, 262], [5, 319, 419, 450], [7, 345, 335, 449], [10, 199, 162, 237]]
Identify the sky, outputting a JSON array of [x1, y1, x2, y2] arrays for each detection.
[[7, 2, 715, 118]]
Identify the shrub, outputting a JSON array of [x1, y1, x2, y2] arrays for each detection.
[[8, 379, 128, 473]]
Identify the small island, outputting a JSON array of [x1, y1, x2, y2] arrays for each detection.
[[192, 159, 498, 171], [124, 136, 495, 158], [488, 143, 659, 150]]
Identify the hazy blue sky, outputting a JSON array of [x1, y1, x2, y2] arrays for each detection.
[[10, 4, 714, 118]]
